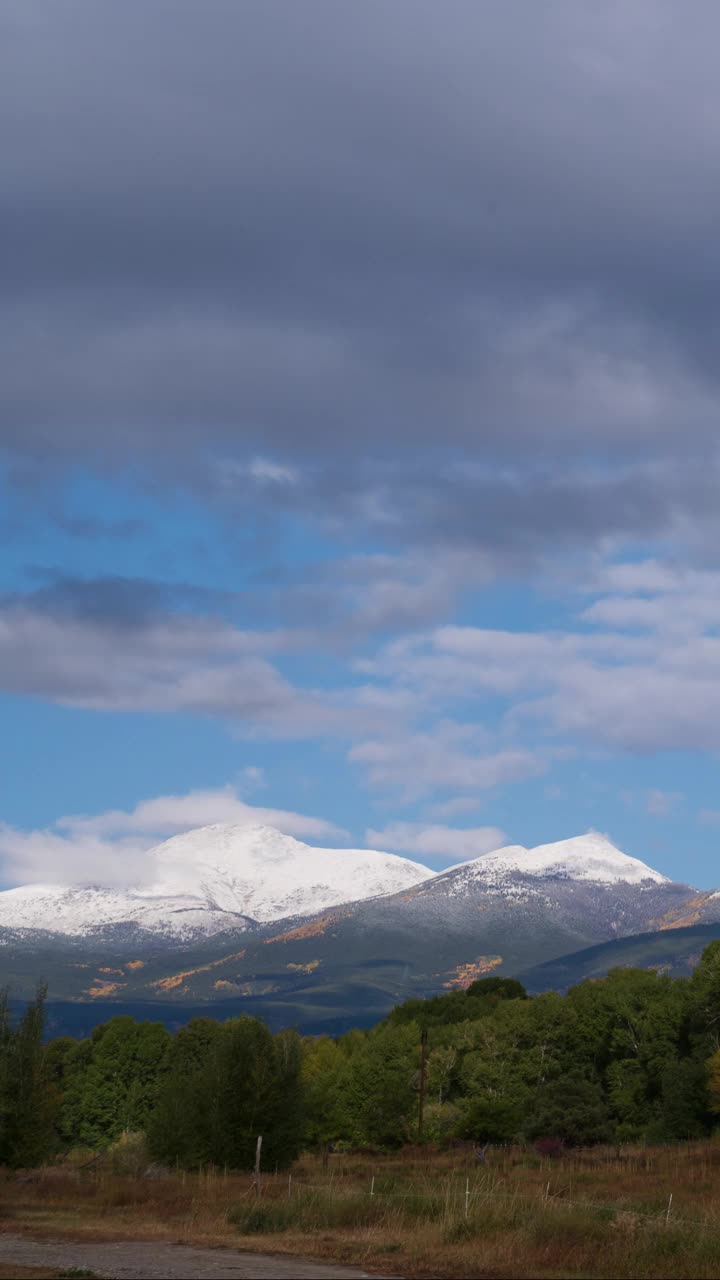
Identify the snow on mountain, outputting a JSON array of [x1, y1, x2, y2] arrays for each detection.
[[444, 832, 669, 888], [0, 823, 433, 940], [0, 825, 672, 945], [145, 823, 432, 922], [0, 882, 243, 940]]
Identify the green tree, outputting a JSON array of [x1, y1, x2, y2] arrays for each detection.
[[0, 986, 60, 1167], [61, 1017, 170, 1148], [652, 1058, 709, 1140], [346, 1022, 419, 1147], [606, 1058, 650, 1139], [149, 1016, 303, 1170], [146, 1016, 224, 1166], [302, 1036, 352, 1147], [465, 977, 527, 1001], [526, 1072, 613, 1146], [707, 1047, 720, 1114]]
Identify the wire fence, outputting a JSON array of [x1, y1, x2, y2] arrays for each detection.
[[278, 1176, 719, 1233], [44, 1156, 720, 1237]]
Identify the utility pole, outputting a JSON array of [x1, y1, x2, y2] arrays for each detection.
[[418, 1027, 428, 1139]]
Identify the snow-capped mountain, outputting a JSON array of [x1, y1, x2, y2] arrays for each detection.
[[2, 828, 718, 1026], [397, 833, 684, 948], [441, 832, 670, 891], [332, 830, 700, 987], [0, 823, 433, 940], [0, 824, 699, 973]]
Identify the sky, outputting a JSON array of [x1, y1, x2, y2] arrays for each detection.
[[3, 1, 720, 888]]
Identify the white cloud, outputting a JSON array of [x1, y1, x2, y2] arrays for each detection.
[[0, 786, 347, 888], [366, 822, 506, 862], [0, 824, 149, 890], [57, 785, 347, 842], [426, 795, 484, 818], [350, 724, 546, 798], [240, 765, 266, 790], [645, 788, 681, 818], [11, 546, 720, 813], [367, 600, 720, 758], [216, 457, 299, 488]]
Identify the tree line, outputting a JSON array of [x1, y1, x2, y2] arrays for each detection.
[[6, 944, 720, 1168]]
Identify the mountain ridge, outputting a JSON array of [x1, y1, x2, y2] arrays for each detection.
[[0, 825, 714, 1033], [0, 826, 680, 944], [0, 823, 433, 940], [442, 831, 670, 886]]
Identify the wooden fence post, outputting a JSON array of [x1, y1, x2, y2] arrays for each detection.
[[254, 1135, 263, 1199]]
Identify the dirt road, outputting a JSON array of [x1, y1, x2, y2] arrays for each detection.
[[0, 1235, 386, 1279]]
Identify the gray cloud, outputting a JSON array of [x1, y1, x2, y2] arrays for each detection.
[[0, 589, 346, 735], [0, 575, 443, 750], [2, 0, 720, 503], [7, 2, 720, 813]]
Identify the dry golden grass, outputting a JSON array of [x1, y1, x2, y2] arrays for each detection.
[[5, 1143, 720, 1277]]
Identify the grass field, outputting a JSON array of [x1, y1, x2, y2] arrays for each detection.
[[4, 1142, 720, 1278]]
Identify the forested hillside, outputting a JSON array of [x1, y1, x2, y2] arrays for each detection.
[[6, 945, 720, 1169]]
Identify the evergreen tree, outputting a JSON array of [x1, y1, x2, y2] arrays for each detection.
[[146, 1017, 223, 1168], [0, 986, 59, 1166], [148, 1016, 303, 1170]]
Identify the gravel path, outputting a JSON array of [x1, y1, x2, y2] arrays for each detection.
[[0, 1235, 384, 1279]]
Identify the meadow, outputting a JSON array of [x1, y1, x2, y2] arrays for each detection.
[[5, 1141, 720, 1278]]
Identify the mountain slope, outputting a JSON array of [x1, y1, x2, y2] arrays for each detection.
[[3, 828, 718, 1035], [13, 919, 720, 1040], [518, 921, 720, 992], [0, 823, 432, 941], [3, 833, 714, 1025]]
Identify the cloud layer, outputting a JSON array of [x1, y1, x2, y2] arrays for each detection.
[[3, 6, 720, 490], [0, 787, 347, 887], [4, 4, 720, 883]]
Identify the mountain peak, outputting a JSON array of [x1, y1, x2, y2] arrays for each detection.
[[145, 822, 434, 919], [149, 822, 303, 867], [522, 832, 669, 884], [0, 823, 433, 939], [448, 830, 669, 886]]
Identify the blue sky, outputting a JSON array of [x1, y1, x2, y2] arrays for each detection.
[[3, 2, 720, 888]]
